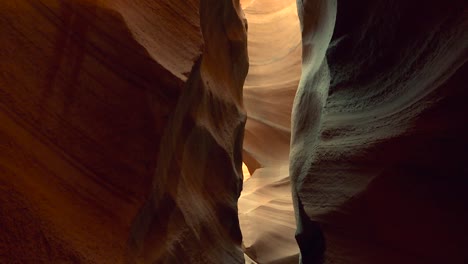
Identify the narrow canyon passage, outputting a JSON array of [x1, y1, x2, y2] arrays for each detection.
[[0, 0, 467, 263], [239, 0, 302, 263]]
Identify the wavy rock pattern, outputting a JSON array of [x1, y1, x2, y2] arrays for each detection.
[[128, 0, 249, 262], [0, 1, 200, 262], [1, 0, 467, 263], [239, 0, 302, 263], [241, 1, 468, 264], [290, 0, 337, 262], [0, 0, 247, 263], [291, 0, 468, 263]]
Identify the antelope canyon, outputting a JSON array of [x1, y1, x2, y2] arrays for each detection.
[[0, 0, 467, 264]]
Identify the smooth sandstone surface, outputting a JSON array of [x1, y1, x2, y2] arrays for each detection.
[[239, 0, 302, 263], [1, 0, 200, 262], [1, 0, 467, 263], [128, 0, 249, 262], [0, 0, 247, 263]]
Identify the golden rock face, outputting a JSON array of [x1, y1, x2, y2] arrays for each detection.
[[0, 0, 244, 262], [242, 162, 251, 182], [238, 0, 303, 262]]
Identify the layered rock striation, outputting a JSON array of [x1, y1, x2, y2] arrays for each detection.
[[128, 0, 249, 262], [1, 0, 467, 263], [0, 0, 200, 262], [239, 0, 302, 262], [1, 0, 248, 263], [291, 0, 468, 263]]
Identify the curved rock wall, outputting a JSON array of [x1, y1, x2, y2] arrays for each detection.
[[0, 1, 200, 262], [238, 0, 302, 263], [0, 0, 248, 263], [128, 0, 249, 262], [1, 0, 467, 263], [290, 1, 337, 263], [291, 0, 468, 263]]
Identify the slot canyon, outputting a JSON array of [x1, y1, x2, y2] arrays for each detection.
[[0, 0, 467, 263]]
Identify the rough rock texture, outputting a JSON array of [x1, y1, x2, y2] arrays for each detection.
[[291, 0, 468, 263], [0, 0, 248, 263], [290, 1, 337, 263]]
